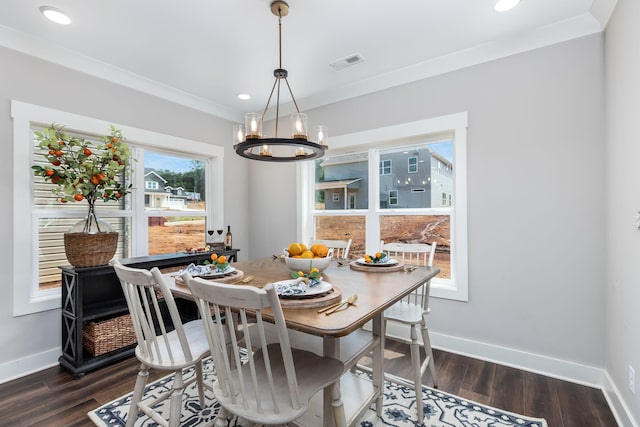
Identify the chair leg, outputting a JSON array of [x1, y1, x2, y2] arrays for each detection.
[[168, 369, 185, 427], [420, 320, 438, 388], [409, 325, 424, 425], [214, 406, 230, 427], [331, 380, 347, 427], [126, 363, 149, 427], [195, 360, 205, 407]]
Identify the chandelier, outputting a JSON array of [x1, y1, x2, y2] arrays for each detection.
[[233, 1, 327, 162]]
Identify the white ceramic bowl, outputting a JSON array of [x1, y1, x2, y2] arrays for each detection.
[[283, 255, 332, 273]]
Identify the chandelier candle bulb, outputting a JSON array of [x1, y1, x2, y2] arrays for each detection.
[[291, 113, 308, 139], [233, 124, 245, 147], [314, 125, 327, 145], [245, 113, 262, 139]]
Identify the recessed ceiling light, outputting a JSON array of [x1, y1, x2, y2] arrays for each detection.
[[494, 0, 521, 12], [237, 93, 251, 101], [39, 6, 71, 25]]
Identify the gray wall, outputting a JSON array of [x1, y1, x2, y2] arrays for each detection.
[[250, 34, 606, 368], [0, 46, 250, 377], [605, 0, 640, 421]]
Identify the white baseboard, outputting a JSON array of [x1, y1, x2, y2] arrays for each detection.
[[0, 347, 60, 385], [602, 370, 639, 427], [385, 323, 639, 426]]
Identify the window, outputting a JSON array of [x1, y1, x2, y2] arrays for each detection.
[[379, 159, 391, 175], [408, 156, 418, 173], [145, 180, 159, 190], [12, 100, 224, 315], [389, 190, 398, 205], [301, 112, 468, 301], [332, 193, 340, 202]]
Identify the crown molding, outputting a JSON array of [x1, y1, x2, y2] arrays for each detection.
[[1, 9, 607, 123], [0, 24, 243, 123]]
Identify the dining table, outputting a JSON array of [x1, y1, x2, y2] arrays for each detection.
[[165, 256, 440, 427]]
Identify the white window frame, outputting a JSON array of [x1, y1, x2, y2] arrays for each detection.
[[297, 112, 468, 301], [389, 190, 399, 205], [145, 180, 159, 190], [332, 193, 340, 202], [408, 156, 418, 173], [379, 159, 392, 175], [12, 100, 224, 316]]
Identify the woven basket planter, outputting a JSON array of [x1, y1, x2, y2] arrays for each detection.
[[64, 232, 118, 268], [83, 314, 136, 356]]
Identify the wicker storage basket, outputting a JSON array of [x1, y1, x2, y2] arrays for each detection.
[[83, 314, 136, 356], [64, 232, 118, 268]]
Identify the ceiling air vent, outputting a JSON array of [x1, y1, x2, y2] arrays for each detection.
[[330, 53, 365, 71]]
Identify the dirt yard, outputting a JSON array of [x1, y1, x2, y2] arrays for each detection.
[[148, 223, 206, 255]]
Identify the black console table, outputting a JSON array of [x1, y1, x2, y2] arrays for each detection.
[[59, 249, 239, 377]]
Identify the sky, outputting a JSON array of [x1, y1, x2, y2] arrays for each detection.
[[145, 152, 199, 173]]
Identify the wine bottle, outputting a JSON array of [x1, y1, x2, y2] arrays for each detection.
[[225, 225, 232, 250]]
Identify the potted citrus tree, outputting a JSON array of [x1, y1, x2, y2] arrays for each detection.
[[32, 123, 132, 267]]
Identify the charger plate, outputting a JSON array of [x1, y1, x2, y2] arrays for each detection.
[[279, 286, 342, 309], [173, 269, 244, 286], [349, 261, 405, 273]]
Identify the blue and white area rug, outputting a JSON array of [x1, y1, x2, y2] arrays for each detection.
[[88, 360, 547, 427]]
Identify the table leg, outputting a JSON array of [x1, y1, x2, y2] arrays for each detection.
[[373, 315, 384, 417], [323, 337, 346, 427]]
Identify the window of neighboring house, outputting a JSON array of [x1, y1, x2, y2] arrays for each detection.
[[408, 156, 418, 173], [145, 180, 159, 190], [389, 190, 398, 205], [332, 193, 340, 202], [302, 112, 468, 301], [349, 194, 356, 209], [379, 159, 391, 175], [12, 100, 224, 315]]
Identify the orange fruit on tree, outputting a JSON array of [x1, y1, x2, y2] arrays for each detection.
[[218, 255, 227, 264], [210, 253, 218, 261], [73, 193, 84, 201], [287, 242, 303, 256]]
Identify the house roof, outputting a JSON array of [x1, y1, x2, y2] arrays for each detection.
[[315, 178, 362, 190]]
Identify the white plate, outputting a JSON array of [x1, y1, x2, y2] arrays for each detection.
[[356, 258, 398, 266], [197, 266, 236, 278], [273, 279, 333, 297]]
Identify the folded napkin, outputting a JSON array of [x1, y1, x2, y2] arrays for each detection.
[[274, 279, 308, 296], [179, 263, 211, 276]]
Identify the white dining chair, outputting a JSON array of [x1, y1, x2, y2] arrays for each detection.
[[182, 272, 346, 427], [380, 240, 438, 425], [112, 260, 211, 427], [309, 238, 353, 259]]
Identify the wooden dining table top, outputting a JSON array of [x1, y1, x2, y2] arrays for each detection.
[[166, 257, 440, 338]]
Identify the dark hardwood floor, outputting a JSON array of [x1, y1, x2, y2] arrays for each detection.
[[0, 339, 618, 427]]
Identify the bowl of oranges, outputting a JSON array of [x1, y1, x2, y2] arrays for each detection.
[[283, 242, 333, 272]]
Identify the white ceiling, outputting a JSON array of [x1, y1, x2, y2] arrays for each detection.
[[0, 0, 616, 122]]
